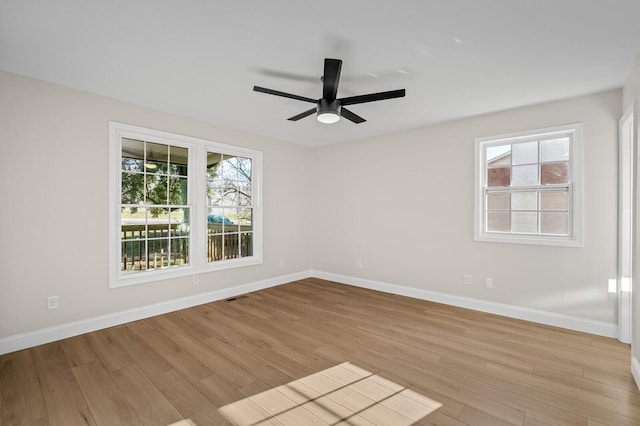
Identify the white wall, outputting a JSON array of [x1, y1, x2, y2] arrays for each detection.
[[0, 71, 312, 338], [624, 55, 640, 111], [311, 90, 621, 324], [0, 69, 623, 349], [622, 54, 640, 384]]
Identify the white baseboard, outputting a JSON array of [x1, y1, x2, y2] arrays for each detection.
[[632, 356, 640, 391], [0, 270, 311, 355], [311, 270, 618, 338], [0, 269, 620, 355]]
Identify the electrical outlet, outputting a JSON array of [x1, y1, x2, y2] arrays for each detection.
[[47, 296, 59, 310], [279, 258, 284, 267], [192, 275, 199, 285], [463, 274, 471, 285], [486, 278, 493, 288], [356, 260, 363, 270]]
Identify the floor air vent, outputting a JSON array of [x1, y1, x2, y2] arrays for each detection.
[[225, 295, 248, 302]]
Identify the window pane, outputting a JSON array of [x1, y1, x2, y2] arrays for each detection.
[[170, 208, 188, 230], [221, 188, 239, 206], [122, 138, 144, 171], [512, 164, 538, 186], [540, 190, 568, 210], [511, 192, 537, 210], [487, 193, 509, 210], [487, 212, 510, 232], [487, 145, 511, 167], [169, 176, 188, 205], [239, 208, 253, 230], [240, 232, 253, 257], [208, 234, 223, 262], [222, 156, 239, 181], [147, 237, 169, 269], [169, 236, 189, 266], [169, 146, 188, 176], [488, 168, 510, 187], [207, 152, 222, 179], [208, 186, 224, 206], [540, 212, 568, 235], [121, 172, 144, 204], [207, 207, 238, 261], [122, 239, 146, 273], [237, 157, 252, 182], [541, 162, 569, 184], [224, 234, 240, 260], [146, 175, 168, 204], [122, 158, 143, 173], [222, 208, 239, 234], [146, 142, 168, 174], [511, 212, 537, 233], [512, 141, 538, 165], [146, 220, 171, 239], [238, 182, 252, 205], [207, 208, 227, 231], [221, 207, 240, 260], [121, 206, 146, 273], [540, 137, 569, 163], [121, 206, 146, 227], [172, 212, 189, 266]]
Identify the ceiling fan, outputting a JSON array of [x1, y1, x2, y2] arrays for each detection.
[[253, 58, 406, 124]]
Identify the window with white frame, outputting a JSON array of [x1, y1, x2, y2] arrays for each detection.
[[206, 151, 254, 263], [109, 122, 262, 288], [474, 123, 583, 247]]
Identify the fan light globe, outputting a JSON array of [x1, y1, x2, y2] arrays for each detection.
[[317, 112, 340, 124], [317, 99, 341, 124]]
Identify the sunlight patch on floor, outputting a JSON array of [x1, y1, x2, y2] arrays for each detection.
[[219, 362, 441, 425]]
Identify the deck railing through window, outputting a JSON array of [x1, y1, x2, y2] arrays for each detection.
[[121, 224, 188, 272], [207, 224, 253, 262], [121, 224, 252, 272]]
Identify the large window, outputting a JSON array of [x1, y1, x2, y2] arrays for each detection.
[[120, 137, 191, 274], [109, 122, 262, 288], [474, 123, 583, 247]]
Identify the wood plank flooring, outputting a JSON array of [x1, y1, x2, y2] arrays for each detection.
[[1, 278, 639, 425]]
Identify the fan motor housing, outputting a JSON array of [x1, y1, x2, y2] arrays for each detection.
[[317, 99, 341, 123]]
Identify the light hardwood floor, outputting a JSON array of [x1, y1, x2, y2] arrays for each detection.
[[1, 278, 639, 425]]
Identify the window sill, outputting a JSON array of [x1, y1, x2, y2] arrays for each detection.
[[109, 256, 263, 289], [475, 233, 583, 247]]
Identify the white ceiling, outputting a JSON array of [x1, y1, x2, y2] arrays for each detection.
[[2, 1, 640, 147]]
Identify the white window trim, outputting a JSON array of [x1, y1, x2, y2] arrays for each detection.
[[109, 122, 263, 288], [474, 123, 584, 247]]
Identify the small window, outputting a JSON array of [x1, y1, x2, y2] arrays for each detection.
[[475, 123, 583, 247], [109, 122, 263, 288]]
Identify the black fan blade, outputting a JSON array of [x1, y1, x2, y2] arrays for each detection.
[[339, 89, 406, 106], [340, 107, 366, 124], [254, 67, 320, 83], [322, 58, 342, 101], [253, 86, 316, 103], [288, 107, 317, 121]]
